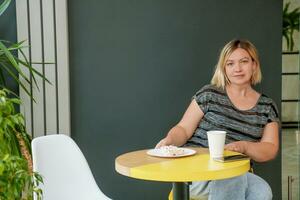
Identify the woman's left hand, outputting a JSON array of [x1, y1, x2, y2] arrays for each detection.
[[224, 141, 248, 154]]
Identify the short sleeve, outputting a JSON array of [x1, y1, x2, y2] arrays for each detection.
[[192, 85, 211, 113], [267, 100, 280, 123]]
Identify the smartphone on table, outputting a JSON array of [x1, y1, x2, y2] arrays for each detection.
[[213, 154, 249, 162]]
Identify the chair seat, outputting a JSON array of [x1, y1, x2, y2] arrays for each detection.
[[168, 190, 208, 200], [32, 134, 112, 200]]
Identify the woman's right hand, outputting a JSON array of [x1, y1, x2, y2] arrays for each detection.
[[155, 137, 172, 149], [155, 99, 203, 149]]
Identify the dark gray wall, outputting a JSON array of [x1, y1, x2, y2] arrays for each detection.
[[0, 1, 18, 94], [0, 1, 16, 42], [68, 1, 282, 199]]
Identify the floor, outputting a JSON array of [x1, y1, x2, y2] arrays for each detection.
[[282, 128, 300, 200]]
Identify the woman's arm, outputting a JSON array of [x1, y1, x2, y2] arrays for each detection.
[[225, 121, 279, 162], [155, 99, 204, 148]]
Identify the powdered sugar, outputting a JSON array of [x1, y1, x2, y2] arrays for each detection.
[[158, 145, 185, 156]]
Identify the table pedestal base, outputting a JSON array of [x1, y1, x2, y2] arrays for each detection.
[[172, 182, 190, 200]]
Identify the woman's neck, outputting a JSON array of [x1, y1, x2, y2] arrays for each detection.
[[225, 84, 255, 97], [225, 84, 260, 111]]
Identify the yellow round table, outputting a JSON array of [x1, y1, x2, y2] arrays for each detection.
[[115, 147, 250, 200]]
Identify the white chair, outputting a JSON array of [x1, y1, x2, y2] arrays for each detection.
[[31, 134, 112, 200]]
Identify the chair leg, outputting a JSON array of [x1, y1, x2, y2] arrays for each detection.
[[168, 190, 173, 200]]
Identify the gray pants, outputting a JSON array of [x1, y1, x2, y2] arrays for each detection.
[[190, 172, 272, 200]]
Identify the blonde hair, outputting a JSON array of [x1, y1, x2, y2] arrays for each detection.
[[211, 39, 262, 89]]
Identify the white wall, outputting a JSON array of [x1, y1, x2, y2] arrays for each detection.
[[15, 0, 70, 137]]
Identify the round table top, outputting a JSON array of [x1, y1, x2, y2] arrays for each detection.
[[115, 147, 250, 182]]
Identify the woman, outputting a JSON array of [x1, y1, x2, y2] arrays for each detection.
[[156, 39, 279, 200]]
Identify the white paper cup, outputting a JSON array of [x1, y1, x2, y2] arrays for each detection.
[[207, 130, 226, 159]]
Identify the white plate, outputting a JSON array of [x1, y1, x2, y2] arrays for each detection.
[[147, 148, 196, 158]]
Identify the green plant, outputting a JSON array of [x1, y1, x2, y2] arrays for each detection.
[[283, 2, 300, 51], [0, 89, 42, 200], [0, 0, 46, 199], [0, 0, 49, 99]]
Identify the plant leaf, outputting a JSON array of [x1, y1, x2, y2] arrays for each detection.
[[0, 0, 10, 16], [0, 62, 33, 100]]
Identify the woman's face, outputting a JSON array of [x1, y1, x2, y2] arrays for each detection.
[[224, 48, 257, 86]]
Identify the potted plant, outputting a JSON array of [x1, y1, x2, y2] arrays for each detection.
[[282, 2, 300, 52], [0, 89, 42, 200], [0, 0, 47, 199]]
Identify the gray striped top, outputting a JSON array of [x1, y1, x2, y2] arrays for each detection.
[[186, 84, 280, 147]]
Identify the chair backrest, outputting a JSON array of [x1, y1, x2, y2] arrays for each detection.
[[32, 134, 111, 200]]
